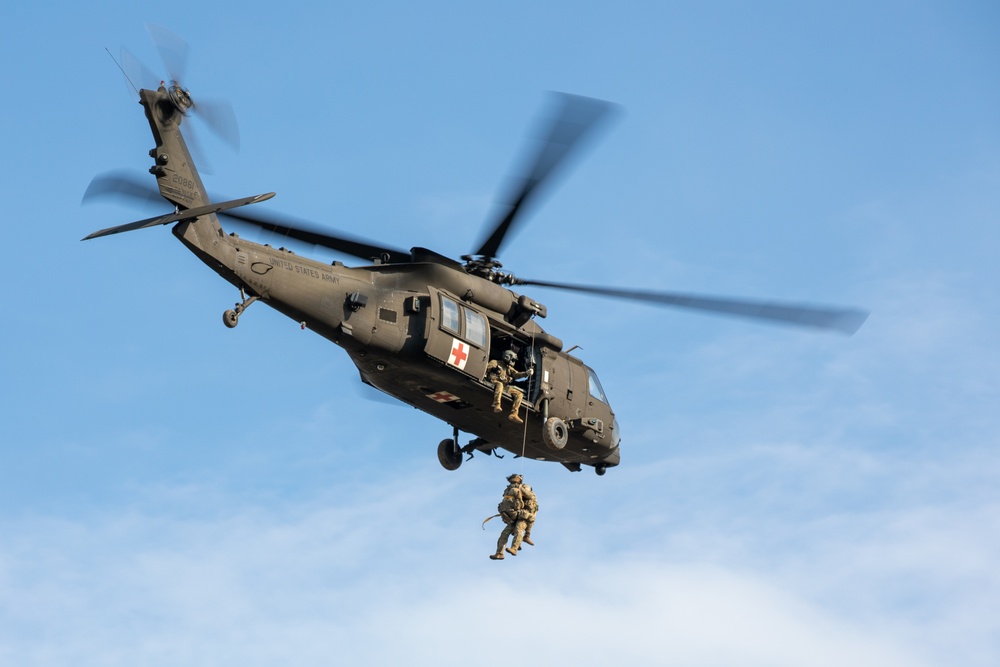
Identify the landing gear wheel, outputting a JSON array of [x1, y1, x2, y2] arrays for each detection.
[[595, 462, 608, 476], [223, 289, 258, 329], [542, 417, 569, 450], [437, 438, 462, 471]]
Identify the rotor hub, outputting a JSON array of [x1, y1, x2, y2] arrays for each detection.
[[461, 255, 517, 284], [165, 81, 193, 115]]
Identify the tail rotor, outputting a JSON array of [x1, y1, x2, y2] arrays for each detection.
[[115, 25, 240, 158]]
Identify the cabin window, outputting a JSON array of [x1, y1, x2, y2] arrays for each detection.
[[587, 367, 608, 403], [440, 296, 460, 334], [463, 307, 488, 349], [438, 295, 488, 350]]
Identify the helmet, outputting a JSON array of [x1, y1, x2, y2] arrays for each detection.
[[506, 474, 522, 483], [502, 350, 517, 364]]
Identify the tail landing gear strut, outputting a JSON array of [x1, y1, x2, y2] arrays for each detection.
[[223, 288, 258, 328]]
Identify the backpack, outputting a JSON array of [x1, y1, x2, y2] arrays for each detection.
[[497, 486, 523, 523]]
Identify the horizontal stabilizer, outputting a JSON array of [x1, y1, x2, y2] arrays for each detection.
[[82, 192, 275, 241]]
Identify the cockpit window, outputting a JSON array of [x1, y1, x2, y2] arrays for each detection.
[[587, 368, 608, 403]]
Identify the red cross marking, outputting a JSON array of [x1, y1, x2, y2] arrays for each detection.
[[450, 341, 468, 367]]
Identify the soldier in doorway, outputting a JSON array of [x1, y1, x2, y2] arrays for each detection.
[[490, 474, 527, 560], [485, 350, 532, 423]]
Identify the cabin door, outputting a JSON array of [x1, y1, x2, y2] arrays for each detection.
[[424, 288, 490, 380]]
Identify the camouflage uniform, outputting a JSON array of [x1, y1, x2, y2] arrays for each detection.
[[490, 474, 527, 560], [486, 351, 531, 423], [519, 483, 538, 547]]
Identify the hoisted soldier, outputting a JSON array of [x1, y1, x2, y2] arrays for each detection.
[[519, 480, 538, 547], [486, 350, 532, 423], [490, 473, 527, 560]]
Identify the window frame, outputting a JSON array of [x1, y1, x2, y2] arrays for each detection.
[[587, 367, 609, 404], [439, 295, 461, 335], [437, 294, 489, 350], [462, 306, 488, 349]]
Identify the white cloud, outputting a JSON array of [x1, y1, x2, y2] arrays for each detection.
[[2, 456, 994, 667]]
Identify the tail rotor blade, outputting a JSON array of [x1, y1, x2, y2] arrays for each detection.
[[118, 46, 159, 98], [193, 97, 240, 152], [146, 23, 188, 84], [141, 26, 239, 153]]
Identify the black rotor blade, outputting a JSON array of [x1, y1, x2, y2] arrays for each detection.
[[474, 93, 619, 260], [219, 208, 412, 264], [516, 279, 869, 335], [82, 171, 164, 209]]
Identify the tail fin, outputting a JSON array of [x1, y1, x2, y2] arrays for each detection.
[[140, 86, 212, 211]]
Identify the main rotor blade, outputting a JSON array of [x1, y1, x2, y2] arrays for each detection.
[[219, 209, 412, 264], [516, 279, 869, 335], [474, 93, 619, 260], [83, 171, 164, 209]]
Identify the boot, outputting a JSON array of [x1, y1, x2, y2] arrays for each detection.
[[523, 535, 534, 546], [508, 413, 523, 424], [505, 546, 518, 557], [493, 404, 502, 414], [489, 552, 504, 560]]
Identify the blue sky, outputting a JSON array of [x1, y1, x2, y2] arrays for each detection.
[[2, 2, 999, 665]]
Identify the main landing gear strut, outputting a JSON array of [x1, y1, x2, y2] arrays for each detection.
[[437, 426, 503, 471], [223, 288, 258, 328], [436, 425, 611, 475]]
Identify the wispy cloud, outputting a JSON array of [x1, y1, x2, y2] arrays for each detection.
[[2, 444, 996, 667]]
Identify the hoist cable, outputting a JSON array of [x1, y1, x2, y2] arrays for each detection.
[[518, 329, 536, 472]]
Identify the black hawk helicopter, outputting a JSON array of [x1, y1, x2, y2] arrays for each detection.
[[84, 31, 868, 476]]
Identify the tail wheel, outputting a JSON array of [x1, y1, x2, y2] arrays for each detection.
[[542, 417, 569, 450], [437, 438, 462, 471]]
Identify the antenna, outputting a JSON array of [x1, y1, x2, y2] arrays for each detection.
[[105, 47, 140, 98]]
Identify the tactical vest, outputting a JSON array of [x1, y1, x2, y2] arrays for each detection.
[[497, 485, 523, 523], [486, 360, 513, 384]]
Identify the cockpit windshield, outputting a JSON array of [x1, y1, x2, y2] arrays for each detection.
[[587, 367, 608, 403]]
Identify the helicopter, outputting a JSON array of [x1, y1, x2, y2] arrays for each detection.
[[84, 32, 869, 477]]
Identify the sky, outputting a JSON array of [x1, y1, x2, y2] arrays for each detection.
[[2, 1, 999, 665]]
